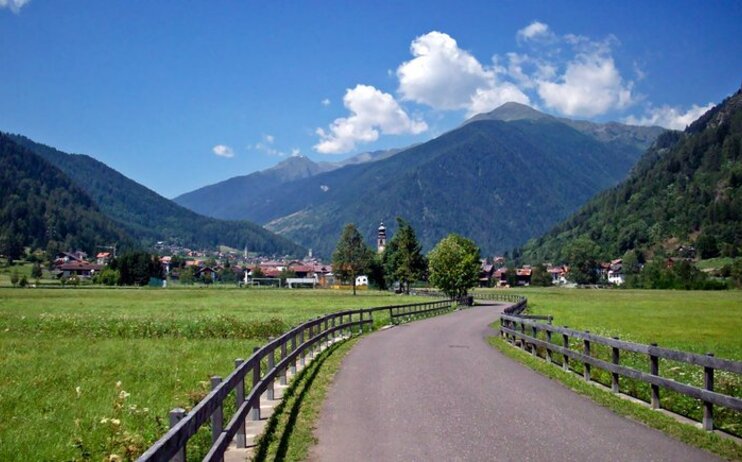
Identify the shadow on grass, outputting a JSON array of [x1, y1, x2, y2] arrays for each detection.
[[252, 342, 339, 462]]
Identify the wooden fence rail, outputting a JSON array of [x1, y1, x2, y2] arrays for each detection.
[[499, 314, 742, 432], [137, 299, 452, 462]]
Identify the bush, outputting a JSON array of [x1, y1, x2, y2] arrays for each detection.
[[94, 268, 121, 286]]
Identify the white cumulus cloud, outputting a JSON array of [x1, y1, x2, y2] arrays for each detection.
[[535, 39, 635, 117], [624, 103, 714, 130], [0, 0, 30, 12], [517, 21, 552, 42], [396, 31, 529, 115], [212, 144, 234, 158], [321, 98, 331, 107], [314, 84, 428, 154]]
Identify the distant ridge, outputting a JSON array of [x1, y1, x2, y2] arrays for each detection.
[[520, 86, 742, 263], [8, 134, 305, 256], [174, 147, 404, 220], [467, 102, 665, 151]]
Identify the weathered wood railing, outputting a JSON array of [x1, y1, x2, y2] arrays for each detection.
[[413, 289, 527, 314], [499, 314, 742, 432], [387, 299, 453, 324], [137, 299, 452, 462]]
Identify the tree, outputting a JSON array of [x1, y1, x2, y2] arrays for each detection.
[[530, 265, 552, 287], [251, 266, 265, 279], [0, 232, 24, 263], [111, 251, 163, 286], [31, 262, 43, 279], [382, 218, 427, 294], [179, 266, 196, 285], [332, 224, 374, 295], [427, 234, 481, 299], [565, 236, 601, 285], [10, 270, 19, 287]]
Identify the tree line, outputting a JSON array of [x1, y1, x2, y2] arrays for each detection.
[[332, 218, 481, 298]]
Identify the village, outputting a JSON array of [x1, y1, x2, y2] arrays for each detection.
[[50, 224, 636, 289]]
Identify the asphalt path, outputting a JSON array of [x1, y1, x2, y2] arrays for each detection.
[[310, 303, 719, 462]]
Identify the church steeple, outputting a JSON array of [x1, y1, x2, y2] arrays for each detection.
[[377, 222, 387, 253]]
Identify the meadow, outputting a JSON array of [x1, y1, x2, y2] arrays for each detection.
[[0, 287, 422, 461], [482, 287, 742, 436]]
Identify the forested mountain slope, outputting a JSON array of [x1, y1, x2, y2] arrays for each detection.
[[520, 87, 742, 263], [8, 134, 304, 256], [249, 115, 658, 257], [174, 148, 403, 220], [0, 134, 130, 257]]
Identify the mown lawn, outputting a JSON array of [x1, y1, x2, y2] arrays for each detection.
[[0, 288, 421, 461], [492, 287, 742, 359], [480, 287, 742, 437]]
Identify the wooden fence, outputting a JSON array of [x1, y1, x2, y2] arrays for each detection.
[[137, 299, 453, 462], [499, 314, 742, 432]]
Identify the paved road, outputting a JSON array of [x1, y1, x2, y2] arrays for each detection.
[[310, 303, 719, 462]]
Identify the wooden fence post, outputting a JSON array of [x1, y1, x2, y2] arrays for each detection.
[[234, 359, 246, 448], [280, 338, 288, 386], [519, 321, 526, 350], [583, 332, 591, 382], [703, 353, 714, 431], [267, 338, 275, 400], [562, 328, 570, 371], [210, 376, 223, 461], [611, 338, 620, 393], [530, 325, 538, 357], [359, 310, 365, 334], [299, 327, 306, 367], [650, 343, 660, 409], [545, 327, 552, 363], [168, 408, 186, 462], [251, 346, 261, 421], [290, 332, 297, 375]]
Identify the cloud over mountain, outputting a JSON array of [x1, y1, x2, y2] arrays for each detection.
[[314, 84, 427, 154]]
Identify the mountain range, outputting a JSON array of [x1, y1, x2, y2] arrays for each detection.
[[174, 147, 404, 220], [175, 102, 664, 258], [0, 133, 129, 258], [520, 87, 742, 263], [3, 134, 304, 256]]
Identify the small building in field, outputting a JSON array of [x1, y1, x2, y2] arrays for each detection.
[[57, 261, 102, 278]]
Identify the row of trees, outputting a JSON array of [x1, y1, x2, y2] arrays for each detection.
[[332, 218, 481, 298]]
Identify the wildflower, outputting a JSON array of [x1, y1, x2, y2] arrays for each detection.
[[115, 381, 122, 388], [111, 418, 121, 426], [100, 417, 110, 424], [119, 390, 130, 400], [75, 386, 82, 397], [109, 455, 122, 462]]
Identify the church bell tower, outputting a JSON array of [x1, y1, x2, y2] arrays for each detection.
[[377, 222, 387, 254]]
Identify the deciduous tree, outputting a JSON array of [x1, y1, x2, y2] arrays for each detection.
[[428, 234, 481, 299], [332, 224, 374, 295]]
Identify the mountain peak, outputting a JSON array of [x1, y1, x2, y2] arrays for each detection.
[[467, 102, 552, 124]]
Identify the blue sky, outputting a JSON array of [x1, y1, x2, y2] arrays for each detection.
[[1, 1, 740, 198]]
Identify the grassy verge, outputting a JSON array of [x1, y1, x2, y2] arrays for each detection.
[[0, 288, 420, 460], [252, 337, 359, 461], [489, 334, 742, 461]]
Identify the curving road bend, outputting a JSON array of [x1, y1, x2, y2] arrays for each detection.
[[310, 303, 719, 462]]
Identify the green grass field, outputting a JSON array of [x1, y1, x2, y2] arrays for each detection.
[[0, 288, 422, 461], [480, 287, 742, 437], [504, 287, 742, 359]]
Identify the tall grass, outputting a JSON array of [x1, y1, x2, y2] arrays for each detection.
[[0, 288, 421, 461]]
